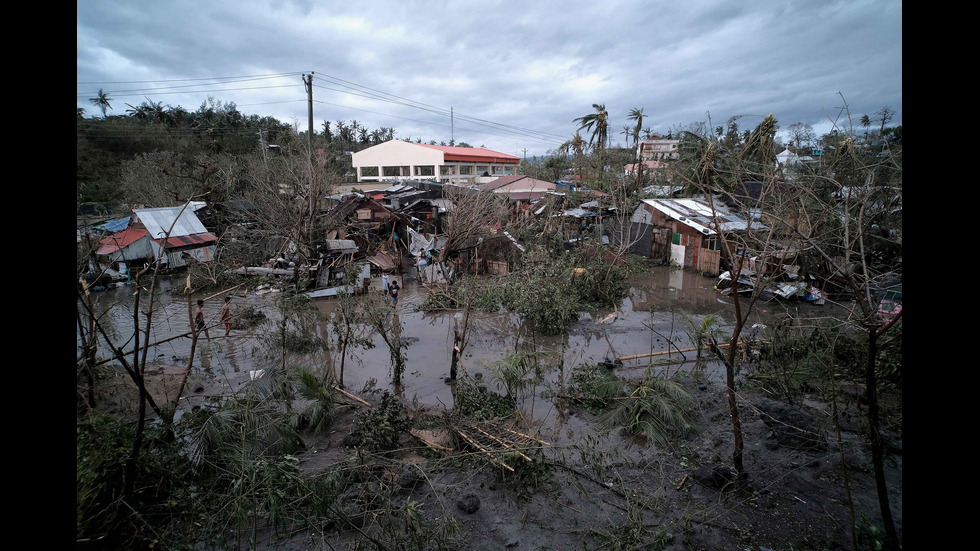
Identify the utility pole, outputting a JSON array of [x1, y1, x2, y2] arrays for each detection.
[[257, 130, 268, 167], [303, 73, 314, 159], [450, 107, 454, 146]]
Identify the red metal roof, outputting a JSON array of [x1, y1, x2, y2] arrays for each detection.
[[416, 144, 520, 164], [152, 232, 218, 249], [96, 228, 148, 255]]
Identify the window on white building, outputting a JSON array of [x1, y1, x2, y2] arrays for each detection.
[[360, 166, 379, 177], [415, 165, 435, 177]]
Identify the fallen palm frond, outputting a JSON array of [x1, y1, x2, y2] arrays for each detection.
[[597, 376, 695, 447]]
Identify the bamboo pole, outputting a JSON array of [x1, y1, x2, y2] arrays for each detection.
[[333, 386, 372, 407], [469, 424, 533, 462], [618, 347, 703, 361], [617, 340, 769, 362], [409, 429, 454, 453], [456, 429, 514, 472], [495, 425, 552, 446]]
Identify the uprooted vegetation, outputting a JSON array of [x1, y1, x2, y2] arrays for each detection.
[[420, 246, 634, 336], [78, 304, 902, 551]]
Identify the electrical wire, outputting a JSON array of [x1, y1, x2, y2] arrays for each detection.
[[79, 71, 571, 150]]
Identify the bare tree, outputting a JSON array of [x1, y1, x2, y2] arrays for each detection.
[[679, 100, 902, 549], [119, 151, 228, 208], [764, 109, 902, 549], [874, 106, 896, 135], [435, 184, 509, 267], [246, 144, 337, 285], [673, 114, 788, 483], [786, 122, 816, 152]]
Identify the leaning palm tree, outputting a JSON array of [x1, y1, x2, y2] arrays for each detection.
[[860, 114, 871, 143], [89, 89, 112, 118], [627, 107, 645, 152], [574, 103, 609, 150]]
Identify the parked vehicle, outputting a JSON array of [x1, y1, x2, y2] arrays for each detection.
[[877, 287, 902, 327]]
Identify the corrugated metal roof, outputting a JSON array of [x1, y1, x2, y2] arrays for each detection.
[[97, 228, 148, 255], [641, 198, 766, 235], [152, 232, 217, 249], [134, 205, 209, 239]]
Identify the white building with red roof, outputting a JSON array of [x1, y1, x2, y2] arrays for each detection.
[[351, 141, 520, 186]]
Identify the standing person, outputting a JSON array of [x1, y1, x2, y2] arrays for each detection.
[[220, 296, 233, 337], [389, 280, 399, 307], [417, 249, 428, 283], [194, 299, 210, 339], [382, 273, 391, 299]]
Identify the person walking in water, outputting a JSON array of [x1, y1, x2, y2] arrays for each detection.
[[389, 280, 399, 307], [220, 296, 233, 336], [194, 299, 210, 339]]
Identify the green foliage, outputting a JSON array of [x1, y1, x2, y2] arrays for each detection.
[[184, 394, 305, 469], [355, 391, 411, 453], [232, 303, 268, 330], [564, 363, 694, 447], [452, 380, 516, 420], [592, 491, 674, 551], [483, 350, 545, 400], [598, 375, 695, 447], [747, 319, 828, 401], [269, 293, 329, 354], [566, 362, 626, 414], [419, 245, 631, 337], [683, 312, 722, 368], [875, 332, 903, 389], [493, 447, 555, 502], [77, 415, 198, 550], [291, 367, 341, 434]]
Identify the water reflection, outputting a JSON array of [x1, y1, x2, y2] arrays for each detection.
[[82, 267, 792, 412]]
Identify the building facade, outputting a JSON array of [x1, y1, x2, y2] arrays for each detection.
[[636, 138, 680, 161], [351, 141, 521, 186]]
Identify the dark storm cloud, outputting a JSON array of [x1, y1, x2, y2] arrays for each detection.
[[77, 0, 901, 156]]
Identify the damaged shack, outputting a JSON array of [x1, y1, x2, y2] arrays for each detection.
[[629, 197, 766, 276]]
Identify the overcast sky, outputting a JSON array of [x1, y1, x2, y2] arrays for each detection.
[[77, 0, 901, 158]]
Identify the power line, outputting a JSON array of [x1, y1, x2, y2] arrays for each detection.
[[79, 71, 573, 149]]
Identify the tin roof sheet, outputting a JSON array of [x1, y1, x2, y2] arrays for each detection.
[[134, 205, 209, 239], [151, 232, 217, 249], [641, 198, 766, 235]]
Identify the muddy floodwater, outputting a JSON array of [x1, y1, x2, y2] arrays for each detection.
[[80, 266, 827, 417]]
